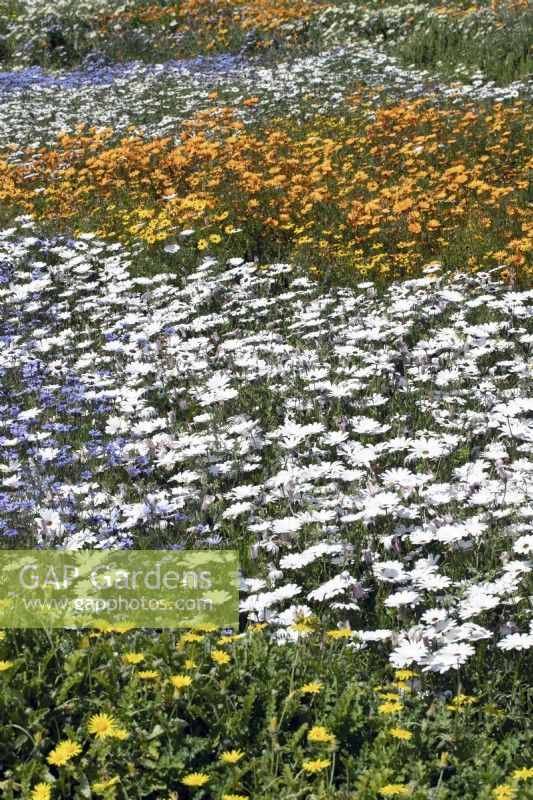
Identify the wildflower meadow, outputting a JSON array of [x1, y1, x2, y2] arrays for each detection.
[[0, 1, 532, 799]]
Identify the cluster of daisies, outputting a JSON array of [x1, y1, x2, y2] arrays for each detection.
[[1, 37, 529, 153], [1, 220, 531, 674]]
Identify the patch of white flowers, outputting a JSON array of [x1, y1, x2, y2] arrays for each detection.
[[0, 222, 531, 672]]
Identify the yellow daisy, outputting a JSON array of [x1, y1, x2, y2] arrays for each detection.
[[302, 758, 331, 773], [211, 649, 231, 665], [122, 652, 144, 664], [378, 702, 404, 714], [222, 794, 249, 800], [389, 727, 413, 741], [300, 682, 324, 695], [178, 633, 204, 646], [380, 785, 410, 796], [181, 772, 209, 787], [46, 740, 82, 767], [308, 725, 336, 744], [31, 783, 52, 800], [109, 728, 129, 740], [222, 795, 249, 800], [220, 749, 245, 764], [87, 713, 118, 739], [170, 674, 193, 691], [512, 767, 533, 781], [492, 786, 516, 800], [326, 629, 353, 639]]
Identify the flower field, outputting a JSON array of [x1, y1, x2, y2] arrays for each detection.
[[0, 1, 532, 798]]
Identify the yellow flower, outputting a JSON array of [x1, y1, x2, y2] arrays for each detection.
[[217, 634, 245, 645], [300, 682, 324, 695], [308, 725, 336, 744], [492, 786, 516, 800], [197, 239, 209, 251], [88, 713, 118, 739], [380, 784, 410, 796], [250, 623, 267, 632], [91, 776, 120, 793], [138, 670, 159, 680], [394, 670, 417, 681], [209, 234, 221, 243], [302, 758, 331, 773], [181, 772, 209, 787], [0, 660, 14, 671], [211, 649, 231, 665], [109, 728, 129, 740], [512, 767, 533, 781], [178, 633, 204, 646], [389, 727, 413, 741], [170, 674, 193, 691], [220, 749, 245, 764], [378, 702, 404, 714], [326, 628, 353, 639], [184, 659, 197, 670], [222, 795, 249, 800], [290, 623, 314, 634], [447, 694, 478, 712], [0, 631, 5, 641], [31, 783, 52, 800], [122, 652, 144, 664], [46, 740, 82, 767]]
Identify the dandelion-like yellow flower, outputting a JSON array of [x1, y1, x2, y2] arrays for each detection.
[[326, 628, 352, 639], [122, 652, 145, 664], [178, 633, 204, 646], [181, 772, 209, 787], [46, 740, 82, 767], [170, 674, 193, 691], [138, 670, 159, 680], [302, 758, 331, 773], [91, 776, 120, 793], [378, 702, 404, 714], [512, 767, 533, 781], [447, 694, 478, 712], [492, 785, 516, 800], [220, 749, 245, 764], [394, 670, 417, 680], [197, 239, 209, 251], [300, 682, 324, 695], [222, 795, 249, 800], [211, 649, 231, 665], [380, 784, 410, 796], [0, 631, 5, 641], [0, 660, 14, 671], [30, 783, 52, 800], [184, 659, 197, 670], [308, 725, 336, 744], [389, 728, 413, 741], [109, 728, 129, 740], [290, 623, 314, 634], [87, 713, 118, 739]]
